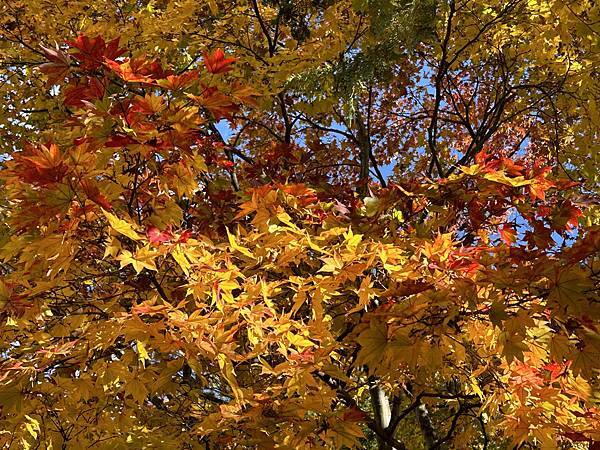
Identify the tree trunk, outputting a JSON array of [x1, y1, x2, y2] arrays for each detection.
[[415, 401, 436, 449], [370, 383, 396, 450], [354, 110, 371, 197]]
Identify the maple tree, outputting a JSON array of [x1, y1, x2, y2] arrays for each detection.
[[0, 0, 599, 449]]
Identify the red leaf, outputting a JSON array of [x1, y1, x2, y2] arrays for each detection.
[[542, 361, 567, 380], [177, 230, 192, 243], [475, 151, 490, 166], [105, 134, 138, 147], [216, 158, 234, 169], [39, 44, 71, 84], [553, 201, 583, 231], [343, 407, 367, 422], [65, 35, 126, 70], [147, 226, 172, 244], [63, 77, 105, 107], [203, 48, 236, 74]]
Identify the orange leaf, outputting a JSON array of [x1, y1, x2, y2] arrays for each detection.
[[104, 57, 171, 83], [499, 224, 517, 246], [203, 48, 236, 74], [80, 179, 112, 210]]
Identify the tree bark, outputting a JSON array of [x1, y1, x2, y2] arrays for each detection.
[[370, 383, 397, 450], [415, 401, 436, 449], [354, 110, 371, 197]]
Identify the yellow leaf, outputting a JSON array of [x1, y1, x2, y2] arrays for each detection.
[[363, 196, 380, 217], [171, 246, 190, 275], [117, 247, 157, 274], [548, 334, 571, 362], [356, 320, 388, 369], [0, 385, 22, 413], [24, 415, 39, 440], [126, 378, 149, 403], [347, 275, 372, 314], [549, 266, 593, 312], [482, 171, 531, 187], [325, 421, 364, 448], [499, 332, 528, 363], [319, 255, 343, 273], [344, 228, 363, 251], [286, 331, 314, 351], [136, 340, 150, 365], [218, 354, 244, 403], [103, 210, 142, 240], [226, 227, 254, 258]]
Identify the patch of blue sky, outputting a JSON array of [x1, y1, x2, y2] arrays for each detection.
[[214, 118, 235, 140]]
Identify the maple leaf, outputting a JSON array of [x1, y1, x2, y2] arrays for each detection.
[[102, 210, 142, 240], [342, 407, 367, 422], [187, 89, 239, 120], [499, 224, 517, 246], [203, 48, 236, 74], [565, 228, 600, 263], [570, 347, 599, 378], [215, 157, 234, 169], [12, 142, 69, 186], [218, 354, 244, 403], [0, 385, 22, 414], [355, 320, 389, 369], [104, 57, 172, 83], [117, 247, 158, 273], [136, 340, 150, 364], [528, 176, 555, 202], [80, 179, 112, 210], [549, 334, 571, 362], [65, 35, 126, 70], [499, 157, 525, 176], [39, 43, 71, 84], [325, 421, 364, 448], [226, 227, 254, 258], [230, 81, 261, 106], [347, 275, 373, 314], [63, 76, 105, 107], [157, 70, 199, 90], [542, 361, 568, 380], [500, 332, 528, 363], [105, 134, 138, 147], [177, 230, 192, 243], [131, 93, 166, 115], [552, 201, 583, 231], [126, 378, 149, 403], [549, 266, 594, 312], [147, 226, 172, 244]]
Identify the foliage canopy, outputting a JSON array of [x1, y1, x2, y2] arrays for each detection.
[[0, 0, 599, 448]]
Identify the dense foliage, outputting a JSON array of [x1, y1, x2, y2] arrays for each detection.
[[0, 0, 599, 448]]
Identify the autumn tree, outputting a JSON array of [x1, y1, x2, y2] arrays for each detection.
[[0, 0, 599, 449]]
